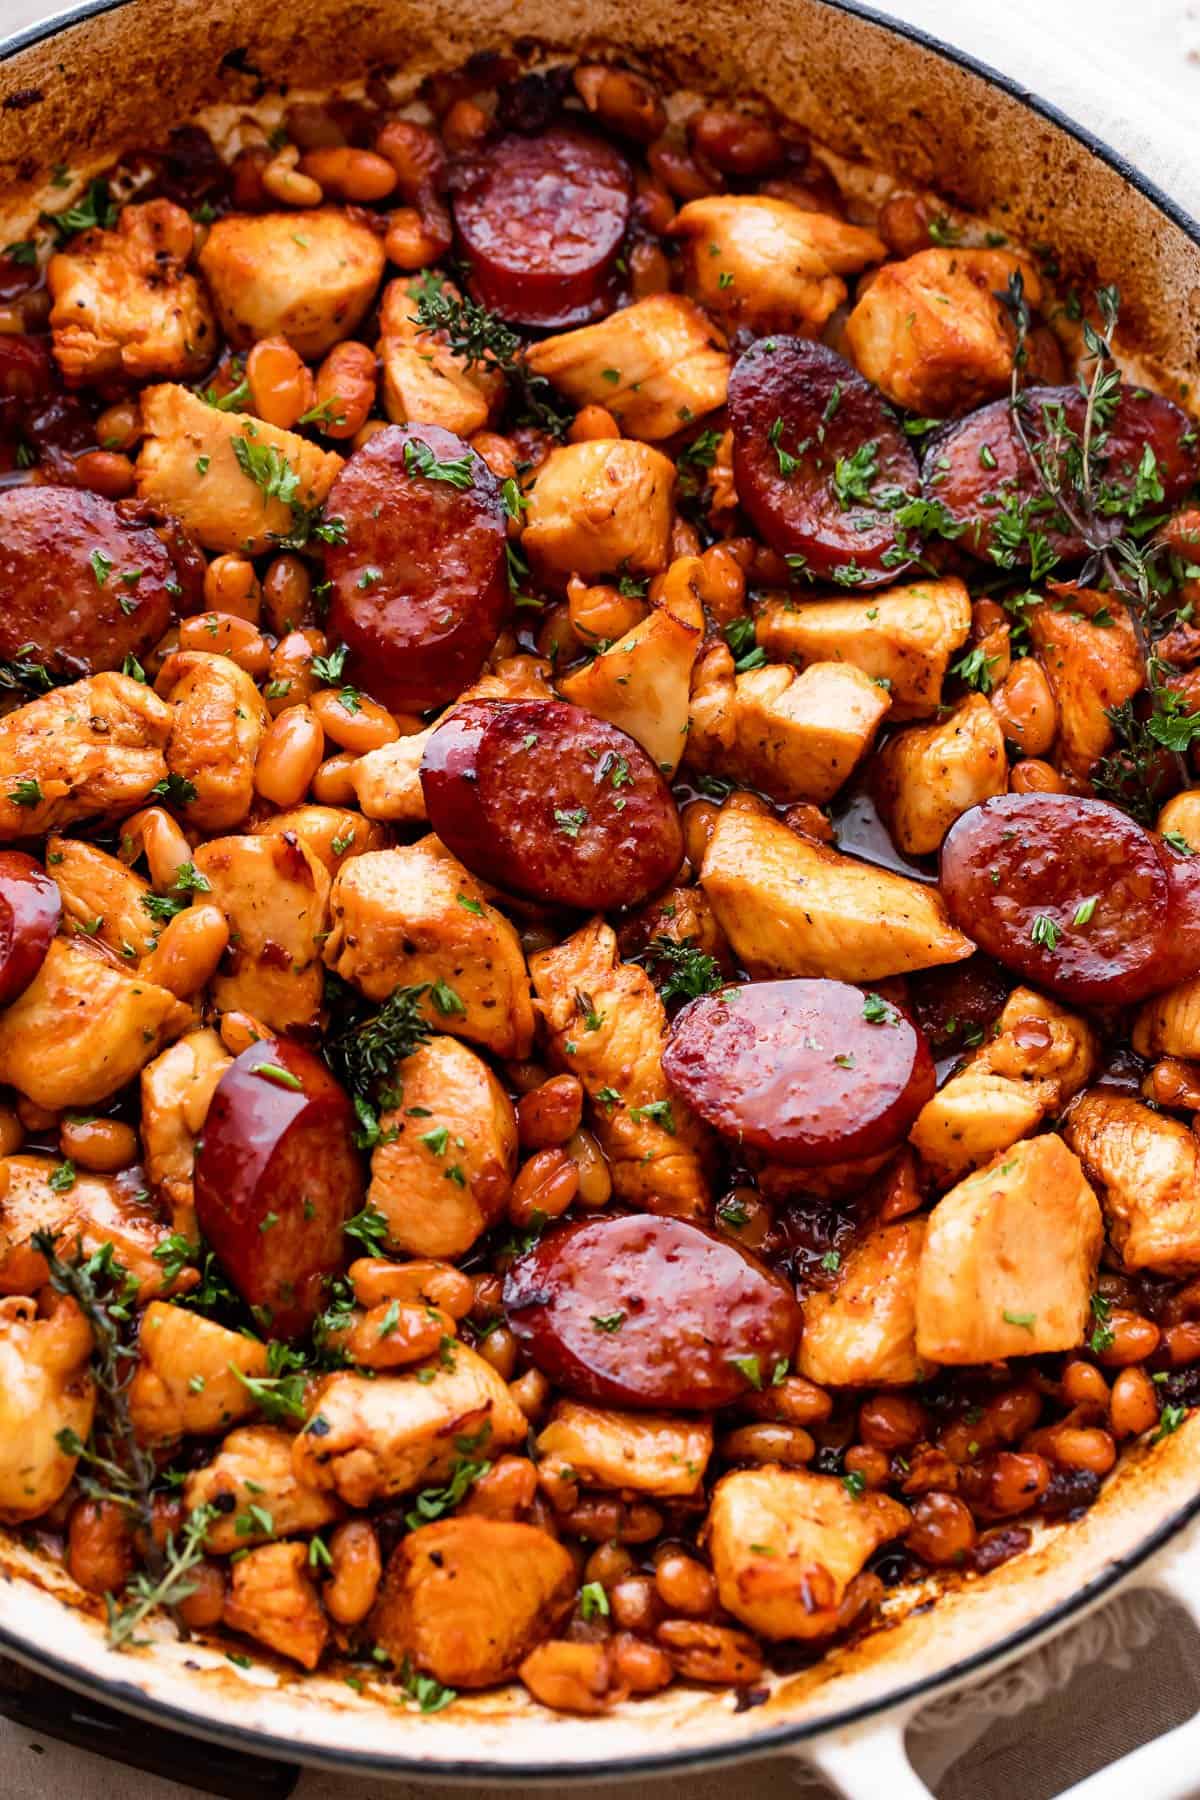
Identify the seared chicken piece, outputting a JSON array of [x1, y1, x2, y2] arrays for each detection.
[[48, 832, 157, 961], [0, 937, 191, 1109], [186, 1425, 342, 1552], [617, 882, 732, 973], [687, 645, 890, 804], [1065, 1090, 1200, 1273], [529, 917, 711, 1219], [49, 199, 215, 385], [136, 384, 343, 555], [522, 440, 675, 584], [672, 196, 885, 334], [0, 1292, 94, 1525], [911, 987, 1099, 1185], [129, 1302, 268, 1442], [538, 1401, 712, 1497], [258, 805, 389, 874], [156, 651, 271, 833], [0, 672, 171, 842], [755, 579, 972, 720], [915, 1134, 1103, 1362], [799, 1219, 930, 1388], [845, 249, 1041, 415], [1136, 975, 1200, 1061], [378, 275, 503, 437], [198, 209, 385, 357], [1029, 590, 1142, 776], [292, 1346, 527, 1508], [874, 694, 1008, 855], [193, 831, 330, 1033], [368, 1035, 517, 1258], [141, 1030, 232, 1238], [706, 1469, 909, 1640], [372, 1518, 575, 1688], [324, 839, 534, 1060], [526, 295, 730, 440], [701, 804, 973, 981], [223, 1541, 328, 1671], [558, 558, 704, 775], [0, 1155, 195, 1302]]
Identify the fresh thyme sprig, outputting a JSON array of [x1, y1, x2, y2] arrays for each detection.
[[408, 272, 570, 435], [104, 1504, 218, 1650]]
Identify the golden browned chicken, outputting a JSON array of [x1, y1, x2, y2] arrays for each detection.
[[1028, 590, 1143, 776], [140, 1029, 232, 1238], [258, 805, 389, 873], [193, 831, 330, 1033], [128, 1302, 270, 1443], [874, 694, 1008, 855], [47, 832, 157, 961], [525, 294, 730, 440], [537, 1400, 712, 1497], [0, 1292, 95, 1524], [700, 804, 974, 980], [198, 209, 386, 357], [155, 650, 271, 834], [371, 1517, 575, 1687], [522, 440, 675, 584], [0, 1154, 195, 1302], [705, 1469, 909, 1640], [48, 199, 216, 385], [671, 196, 885, 333], [378, 274, 503, 437], [186, 1424, 342, 1552], [799, 1219, 930, 1388], [1136, 975, 1200, 1061], [223, 1541, 328, 1670], [324, 839, 534, 1060], [135, 384, 344, 555], [1064, 1090, 1200, 1273], [0, 672, 172, 842], [915, 1134, 1103, 1362], [529, 917, 711, 1218]]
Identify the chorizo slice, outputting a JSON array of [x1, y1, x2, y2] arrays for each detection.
[[0, 852, 60, 1007]]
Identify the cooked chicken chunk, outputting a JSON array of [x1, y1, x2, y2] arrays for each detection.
[[875, 694, 1008, 855], [372, 1518, 575, 1688], [0, 672, 171, 842], [223, 1541, 328, 1671], [292, 1347, 527, 1508], [529, 917, 711, 1219], [324, 839, 534, 1060], [186, 1425, 342, 1553], [0, 1292, 94, 1525], [129, 1302, 268, 1442], [706, 1469, 909, 1641], [558, 558, 704, 775], [799, 1219, 930, 1388], [0, 937, 191, 1109], [193, 831, 329, 1033], [140, 1029, 232, 1238], [915, 1134, 1103, 1363], [48, 832, 156, 961], [156, 650, 271, 833], [0, 1155, 195, 1302], [1028, 589, 1142, 776], [49, 199, 216, 385], [701, 804, 973, 981], [672, 196, 885, 333], [378, 274, 503, 437], [258, 805, 389, 874], [845, 249, 1042, 415], [1065, 1090, 1200, 1273], [687, 645, 890, 804], [755, 579, 972, 721], [136, 384, 343, 555], [198, 209, 385, 357], [1136, 975, 1200, 1061], [367, 1035, 517, 1259], [522, 440, 675, 585], [537, 1401, 712, 1497], [526, 295, 729, 441]]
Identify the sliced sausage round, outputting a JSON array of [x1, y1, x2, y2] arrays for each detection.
[[0, 487, 175, 677], [504, 1214, 800, 1410], [450, 125, 634, 327], [0, 852, 60, 1007], [420, 698, 684, 909], [925, 384, 1197, 566], [662, 979, 934, 1167], [939, 793, 1171, 1004], [324, 424, 507, 713], [728, 336, 919, 585], [195, 1038, 363, 1339]]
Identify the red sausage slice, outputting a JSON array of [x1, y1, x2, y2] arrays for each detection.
[[939, 794, 1172, 1004], [0, 852, 60, 1006], [450, 125, 634, 327], [420, 698, 684, 909], [662, 979, 934, 1167], [504, 1214, 799, 1410], [324, 424, 507, 713], [728, 337, 919, 586], [925, 384, 1197, 566], [195, 1038, 363, 1339], [0, 487, 175, 677]]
